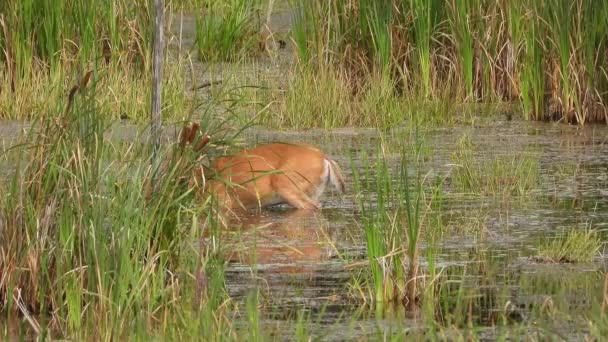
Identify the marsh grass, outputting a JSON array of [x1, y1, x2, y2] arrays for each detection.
[[0, 0, 194, 122], [536, 227, 602, 263], [448, 0, 474, 100], [354, 243, 607, 340], [287, 0, 608, 125], [259, 66, 394, 128], [426, 247, 604, 335], [273, 65, 355, 128], [289, 0, 326, 65], [351, 151, 402, 306], [410, 0, 442, 98], [0, 0, 152, 75], [347, 245, 567, 338], [0, 61, 189, 122], [515, 0, 545, 121], [451, 134, 539, 196], [429, 261, 498, 329], [0, 67, 249, 339], [195, 0, 262, 62], [170, 0, 212, 11], [260, 65, 462, 129], [349, 126, 448, 312]]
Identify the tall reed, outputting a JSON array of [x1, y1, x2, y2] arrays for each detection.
[[547, 1, 573, 116], [287, 0, 608, 125], [360, 0, 392, 73], [290, 0, 325, 64], [0, 0, 160, 121], [352, 152, 401, 305], [351, 127, 433, 311], [410, 0, 441, 98], [0, 0, 152, 75], [448, 0, 474, 100]]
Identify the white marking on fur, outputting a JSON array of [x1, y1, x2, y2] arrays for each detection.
[[311, 160, 330, 201], [327, 159, 345, 194]]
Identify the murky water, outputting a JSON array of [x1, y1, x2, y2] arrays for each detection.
[[212, 121, 607, 339]]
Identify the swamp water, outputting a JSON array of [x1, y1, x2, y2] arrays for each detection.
[[211, 121, 608, 340]]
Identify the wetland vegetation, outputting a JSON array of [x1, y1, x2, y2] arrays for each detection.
[[1, 0, 608, 340]]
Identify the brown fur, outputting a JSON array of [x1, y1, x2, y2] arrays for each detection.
[[146, 123, 345, 211], [207, 143, 345, 210]]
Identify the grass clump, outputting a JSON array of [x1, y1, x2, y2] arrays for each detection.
[[0, 0, 152, 75], [266, 65, 355, 128], [0, 62, 189, 122], [195, 0, 262, 62], [451, 134, 539, 196], [536, 228, 603, 263], [261, 66, 441, 129], [350, 128, 445, 312]]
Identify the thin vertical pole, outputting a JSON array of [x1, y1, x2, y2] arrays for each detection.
[[151, 0, 164, 158]]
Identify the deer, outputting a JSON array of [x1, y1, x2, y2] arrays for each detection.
[[176, 123, 345, 211], [207, 142, 345, 210]]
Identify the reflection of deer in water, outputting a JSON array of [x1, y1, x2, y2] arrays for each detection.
[[226, 209, 336, 274]]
